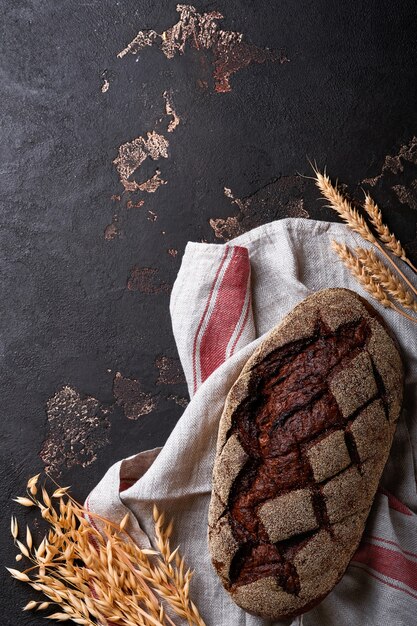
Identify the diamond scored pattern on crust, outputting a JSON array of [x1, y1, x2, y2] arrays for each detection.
[[224, 317, 392, 593], [209, 290, 403, 620]]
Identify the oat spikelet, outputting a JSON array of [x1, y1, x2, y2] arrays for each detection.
[[26, 525, 33, 550], [13, 496, 35, 507], [6, 567, 31, 582], [23, 600, 38, 611], [8, 477, 206, 626], [11, 516, 18, 540], [355, 247, 417, 313], [363, 195, 417, 273], [152, 508, 206, 626], [27, 473, 40, 496], [332, 242, 417, 324]]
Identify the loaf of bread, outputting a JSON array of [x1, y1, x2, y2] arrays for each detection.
[[208, 288, 403, 619]]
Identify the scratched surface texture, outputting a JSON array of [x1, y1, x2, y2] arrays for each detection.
[[1, 1, 417, 623]]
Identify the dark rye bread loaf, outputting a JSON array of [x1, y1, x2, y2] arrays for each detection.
[[208, 288, 403, 620]]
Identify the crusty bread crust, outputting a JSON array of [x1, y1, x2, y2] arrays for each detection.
[[208, 288, 403, 619]]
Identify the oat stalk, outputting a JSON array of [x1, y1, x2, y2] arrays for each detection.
[[313, 167, 417, 299], [332, 242, 417, 324], [8, 474, 206, 626]]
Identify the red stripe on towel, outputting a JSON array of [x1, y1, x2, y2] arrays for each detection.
[[378, 487, 413, 516], [230, 289, 252, 357], [367, 535, 417, 560], [352, 541, 417, 593], [192, 247, 230, 394], [350, 564, 417, 601], [199, 247, 250, 383]]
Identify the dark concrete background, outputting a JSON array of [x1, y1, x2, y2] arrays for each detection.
[[1, 1, 417, 623]]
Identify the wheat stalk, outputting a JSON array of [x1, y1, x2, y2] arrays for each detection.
[[8, 474, 206, 626], [355, 247, 417, 313], [313, 168, 417, 299], [363, 194, 417, 273], [332, 242, 417, 324]]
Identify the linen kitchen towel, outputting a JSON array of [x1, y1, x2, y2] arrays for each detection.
[[87, 218, 417, 626]]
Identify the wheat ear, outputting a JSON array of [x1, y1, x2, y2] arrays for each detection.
[[355, 247, 417, 313], [313, 168, 376, 243], [332, 242, 417, 324], [363, 194, 417, 273], [313, 169, 417, 298]]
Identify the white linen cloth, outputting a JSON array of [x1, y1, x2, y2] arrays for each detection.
[[87, 218, 417, 626]]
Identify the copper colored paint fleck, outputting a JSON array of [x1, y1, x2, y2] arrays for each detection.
[[156, 356, 186, 385], [126, 199, 145, 209], [113, 372, 156, 420], [117, 4, 286, 93], [40, 386, 111, 475], [127, 266, 171, 294], [113, 131, 169, 192], [210, 176, 309, 241], [137, 169, 167, 193], [111, 194, 121, 201], [167, 394, 189, 408], [405, 231, 417, 258], [358, 136, 417, 260], [392, 181, 417, 211], [163, 89, 180, 132], [197, 78, 209, 90], [104, 214, 121, 240], [210, 216, 240, 240], [362, 136, 417, 186], [168, 248, 178, 257], [147, 210, 158, 222], [118, 29, 159, 56]]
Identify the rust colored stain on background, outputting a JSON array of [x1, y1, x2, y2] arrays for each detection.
[[167, 394, 189, 408], [104, 214, 120, 240], [117, 4, 287, 93], [40, 386, 111, 475], [127, 266, 171, 294], [106, 91, 179, 240], [136, 169, 167, 193], [363, 136, 417, 187], [163, 89, 180, 132], [210, 175, 309, 240], [113, 131, 169, 193], [127, 199, 145, 209], [362, 136, 417, 214], [392, 181, 417, 211], [113, 372, 156, 420], [155, 356, 186, 385], [361, 137, 417, 257]]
